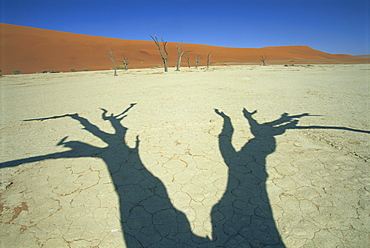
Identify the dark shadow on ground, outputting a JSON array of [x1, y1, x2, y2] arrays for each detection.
[[0, 104, 205, 248], [0, 104, 208, 247], [211, 108, 301, 247], [1, 105, 368, 247]]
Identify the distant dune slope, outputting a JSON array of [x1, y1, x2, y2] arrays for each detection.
[[356, 55, 370, 59], [1, 23, 368, 74]]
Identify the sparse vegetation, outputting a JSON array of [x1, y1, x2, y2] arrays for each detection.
[[150, 34, 169, 72], [120, 53, 130, 70], [82, 68, 89, 71], [12, 70, 22, 75], [285, 64, 313, 68], [213, 62, 227, 66], [43, 70, 60, 73], [70, 69, 77, 72]]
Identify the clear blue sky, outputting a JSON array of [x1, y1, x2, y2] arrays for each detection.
[[1, 0, 369, 55]]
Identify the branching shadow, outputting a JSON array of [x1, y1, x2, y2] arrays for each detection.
[[1, 104, 208, 247], [211, 108, 369, 247], [1, 105, 368, 247], [211, 108, 303, 247]]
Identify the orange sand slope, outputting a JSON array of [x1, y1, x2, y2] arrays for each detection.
[[1, 23, 368, 74]]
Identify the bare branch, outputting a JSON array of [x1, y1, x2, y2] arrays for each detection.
[[186, 53, 191, 68], [175, 42, 192, 71], [108, 47, 118, 76], [260, 54, 267, 66], [150, 34, 169, 72], [120, 53, 131, 70], [194, 55, 202, 68]]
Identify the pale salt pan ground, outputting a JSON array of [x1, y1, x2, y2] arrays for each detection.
[[0, 64, 369, 247]]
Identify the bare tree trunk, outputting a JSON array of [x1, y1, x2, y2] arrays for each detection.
[[195, 55, 201, 68], [260, 54, 267, 66], [176, 43, 183, 71], [207, 52, 212, 69], [150, 35, 169, 72], [175, 43, 192, 71], [120, 53, 130, 70], [108, 47, 118, 76], [186, 54, 191, 68]]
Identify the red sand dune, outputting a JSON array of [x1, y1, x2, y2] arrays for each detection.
[[1, 23, 368, 74]]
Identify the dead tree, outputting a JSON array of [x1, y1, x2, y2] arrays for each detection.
[[150, 35, 169, 72], [195, 55, 202, 68], [186, 54, 191, 68], [175, 43, 192, 71], [120, 53, 130, 70], [206, 52, 212, 69], [108, 47, 118, 76], [260, 54, 267, 66]]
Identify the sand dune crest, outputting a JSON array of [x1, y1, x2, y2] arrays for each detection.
[[0, 23, 368, 74]]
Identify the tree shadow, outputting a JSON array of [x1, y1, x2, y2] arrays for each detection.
[[211, 108, 302, 247], [1, 105, 368, 247], [211, 108, 369, 247], [1, 104, 209, 247]]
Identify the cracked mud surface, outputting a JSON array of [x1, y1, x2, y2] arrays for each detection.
[[1, 65, 369, 247]]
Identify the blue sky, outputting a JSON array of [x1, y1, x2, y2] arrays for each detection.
[[1, 0, 369, 55]]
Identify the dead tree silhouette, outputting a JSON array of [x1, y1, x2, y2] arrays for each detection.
[[211, 108, 313, 247], [1, 106, 368, 247], [211, 109, 369, 247], [0, 104, 208, 247]]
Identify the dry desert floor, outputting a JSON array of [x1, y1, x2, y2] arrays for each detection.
[[1, 64, 369, 247]]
